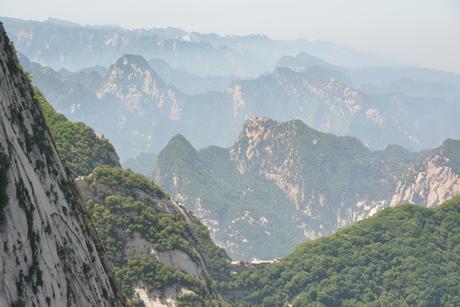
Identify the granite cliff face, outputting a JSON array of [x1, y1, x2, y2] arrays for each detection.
[[390, 139, 460, 207], [0, 24, 124, 306], [97, 55, 184, 121]]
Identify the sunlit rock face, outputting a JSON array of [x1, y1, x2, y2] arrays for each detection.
[[390, 139, 460, 207], [97, 55, 184, 120]]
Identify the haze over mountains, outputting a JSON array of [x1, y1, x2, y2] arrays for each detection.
[[1, 13, 460, 307], [155, 117, 460, 259], [4, 17, 460, 160], [2, 16, 399, 76], [0, 24, 229, 305]]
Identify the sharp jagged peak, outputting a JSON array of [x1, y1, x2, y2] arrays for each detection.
[[169, 133, 194, 146], [101, 53, 184, 97], [98, 54, 184, 118], [106, 54, 163, 83], [239, 116, 330, 144], [231, 116, 370, 168], [433, 138, 460, 170]]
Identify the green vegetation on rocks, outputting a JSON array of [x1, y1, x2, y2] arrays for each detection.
[[88, 188, 195, 257], [84, 166, 230, 305], [34, 88, 120, 177], [222, 197, 460, 306], [154, 120, 426, 260], [92, 166, 165, 199], [114, 257, 202, 298]]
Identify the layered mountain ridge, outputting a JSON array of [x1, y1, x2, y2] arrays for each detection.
[[15, 48, 460, 160], [155, 117, 460, 260], [1, 17, 460, 306], [2, 16, 399, 77]]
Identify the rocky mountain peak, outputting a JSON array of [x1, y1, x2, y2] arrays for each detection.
[[241, 116, 304, 136], [155, 134, 200, 182], [231, 117, 300, 170], [439, 139, 460, 164], [99, 54, 162, 93], [97, 54, 183, 119], [390, 139, 460, 207], [232, 116, 343, 164]]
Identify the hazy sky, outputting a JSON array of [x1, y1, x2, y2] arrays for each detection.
[[2, 0, 460, 72]]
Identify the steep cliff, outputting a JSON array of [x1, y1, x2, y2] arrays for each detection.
[[0, 23, 124, 306], [390, 139, 460, 207]]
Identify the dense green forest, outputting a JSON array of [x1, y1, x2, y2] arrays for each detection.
[[222, 197, 460, 306]]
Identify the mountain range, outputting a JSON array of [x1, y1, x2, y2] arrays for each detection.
[[4, 18, 459, 160], [154, 117, 460, 260], [1, 19, 460, 306], [13, 52, 460, 160], [2, 16, 400, 77]]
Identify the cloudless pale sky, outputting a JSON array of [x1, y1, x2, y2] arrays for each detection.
[[2, 0, 460, 72]]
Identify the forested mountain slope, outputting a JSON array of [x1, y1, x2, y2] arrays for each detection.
[[223, 197, 460, 306]]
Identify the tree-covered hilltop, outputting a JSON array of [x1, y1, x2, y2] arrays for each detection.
[[222, 197, 460, 306], [79, 166, 231, 306], [34, 88, 120, 177]]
